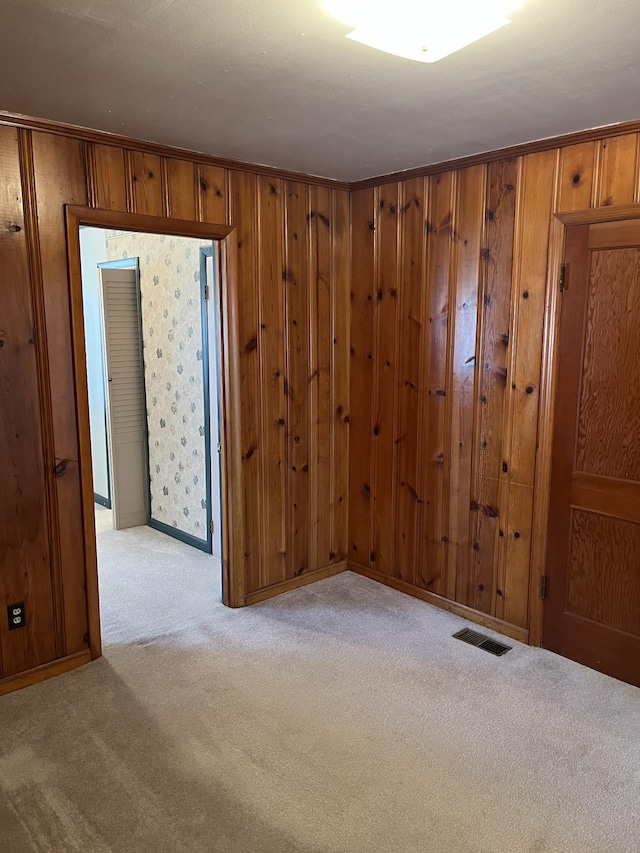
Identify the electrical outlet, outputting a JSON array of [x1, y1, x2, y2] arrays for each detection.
[[7, 602, 26, 631]]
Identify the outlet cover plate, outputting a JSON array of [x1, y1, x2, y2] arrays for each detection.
[[7, 602, 26, 631]]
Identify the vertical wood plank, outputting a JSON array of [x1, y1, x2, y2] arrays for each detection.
[[557, 141, 597, 212], [447, 164, 485, 604], [165, 158, 197, 220], [502, 483, 535, 626], [394, 177, 427, 585], [90, 144, 127, 211], [497, 149, 558, 628], [284, 181, 310, 578], [309, 185, 332, 568], [197, 164, 228, 224], [348, 188, 376, 566], [371, 183, 400, 574], [228, 170, 262, 594], [257, 176, 287, 586], [128, 151, 163, 216], [418, 172, 456, 595], [31, 131, 89, 655], [469, 158, 519, 615], [596, 133, 638, 206], [331, 189, 351, 563], [0, 127, 57, 677]]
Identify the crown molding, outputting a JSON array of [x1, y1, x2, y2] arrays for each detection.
[[349, 119, 640, 190], [4, 110, 640, 193], [0, 111, 350, 191]]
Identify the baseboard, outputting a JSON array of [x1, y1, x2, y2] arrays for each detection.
[[349, 563, 529, 644], [148, 518, 211, 553], [0, 650, 92, 698], [244, 561, 348, 605]]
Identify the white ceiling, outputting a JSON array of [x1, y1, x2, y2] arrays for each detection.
[[1, 0, 640, 181]]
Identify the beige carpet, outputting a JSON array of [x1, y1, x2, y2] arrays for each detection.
[[0, 525, 639, 853], [94, 504, 113, 534]]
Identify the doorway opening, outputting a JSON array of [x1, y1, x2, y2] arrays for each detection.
[[77, 223, 226, 647]]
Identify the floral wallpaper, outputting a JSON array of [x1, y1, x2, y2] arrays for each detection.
[[106, 231, 212, 542]]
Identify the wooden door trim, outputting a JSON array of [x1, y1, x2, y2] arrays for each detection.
[[65, 206, 244, 660], [529, 202, 640, 646], [555, 203, 640, 225]]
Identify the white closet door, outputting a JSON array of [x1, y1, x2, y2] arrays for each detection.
[[100, 267, 148, 529]]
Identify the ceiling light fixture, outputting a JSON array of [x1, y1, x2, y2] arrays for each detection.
[[324, 0, 525, 63]]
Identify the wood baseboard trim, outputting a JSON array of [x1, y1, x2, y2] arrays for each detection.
[[0, 650, 92, 698], [244, 561, 348, 605], [349, 563, 529, 644]]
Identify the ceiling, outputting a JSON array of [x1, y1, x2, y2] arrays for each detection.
[[1, 0, 640, 181]]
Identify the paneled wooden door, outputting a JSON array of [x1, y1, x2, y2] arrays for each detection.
[[543, 219, 640, 687]]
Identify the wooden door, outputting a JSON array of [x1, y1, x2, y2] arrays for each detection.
[[100, 265, 149, 530], [543, 220, 640, 687]]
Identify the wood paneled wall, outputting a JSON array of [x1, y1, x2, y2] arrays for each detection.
[[3, 111, 640, 692], [348, 131, 640, 638], [0, 121, 349, 689]]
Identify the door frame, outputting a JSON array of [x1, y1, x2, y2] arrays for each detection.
[[66, 207, 244, 660], [528, 202, 640, 647], [200, 244, 224, 560]]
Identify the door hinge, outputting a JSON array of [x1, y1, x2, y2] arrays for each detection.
[[559, 263, 566, 293], [204, 283, 210, 300], [209, 519, 214, 534], [217, 441, 221, 454], [540, 575, 547, 600]]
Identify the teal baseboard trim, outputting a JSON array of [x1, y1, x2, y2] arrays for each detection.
[[148, 518, 211, 554]]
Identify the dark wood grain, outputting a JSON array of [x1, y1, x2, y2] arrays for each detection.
[[557, 141, 596, 212], [596, 134, 639, 206], [309, 185, 332, 569], [543, 220, 640, 686], [198, 164, 228, 224], [31, 132, 90, 656], [331, 190, 350, 563], [128, 151, 164, 216], [576, 248, 640, 480], [90, 144, 128, 211], [348, 188, 376, 565], [371, 183, 400, 574], [447, 165, 485, 604], [6, 111, 640, 696], [567, 511, 640, 635], [394, 177, 427, 585], [165, 157, 197, 220], [284, 181, 311, 579], [0, 127, 57, 677], [419, 172, 455, 596], [257, 177, 287, 586], [469, 158, 518, 614], [228, 171, 262, 594]]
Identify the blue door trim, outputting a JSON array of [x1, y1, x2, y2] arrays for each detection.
[[200, 244, 225, 563]]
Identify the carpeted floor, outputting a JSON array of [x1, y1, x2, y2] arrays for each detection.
[[94, 504, 113, 534], [1, 525, 639, 853]]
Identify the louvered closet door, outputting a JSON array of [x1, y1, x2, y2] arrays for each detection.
[[100, 267, 149, 529]]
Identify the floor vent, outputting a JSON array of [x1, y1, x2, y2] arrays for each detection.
[[452, 628, 512, 657]]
